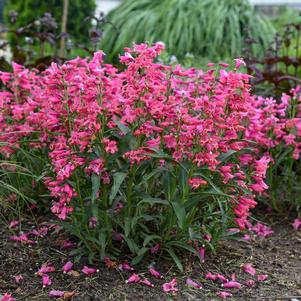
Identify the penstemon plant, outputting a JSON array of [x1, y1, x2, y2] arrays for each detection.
[[0, 43, 271, 268]]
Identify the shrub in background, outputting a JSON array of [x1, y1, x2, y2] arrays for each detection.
[[247, 88, 301, 214], [3, 0, 96, 48], [101, 0, 274, 63], [0, 44, 270, 267]]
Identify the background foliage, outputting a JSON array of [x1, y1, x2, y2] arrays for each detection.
[[3, 0, 96, 48], [101, 0, 275, 62]]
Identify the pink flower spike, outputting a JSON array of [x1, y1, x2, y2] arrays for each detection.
[[216, 274, 228, 283], [162, 278, 178, 293], [118, 263, 134, 271], [62, 261, 73, 273], [292, 218, 301, 230], [139, 278, 154, 287], [246, 279, 256, 287], [186, 278, 202, 289], [217, 291, 233, 299], [234, 58, 246, 70], [81, 266, 99, 275], [257, 274, 268, 281], [9, 220, 19, 229], [199, 246, 205, 263], [241, 263, 256, 276], [205, 272, 217, 281], [126, 273, 141, 284], [222, 281, 242, 289], [14, 275, 23, 283], [48, 290, 64, 298], [149, 267, 163, 279], [1, 293, 15, 301], [42, 274, 52, 287]]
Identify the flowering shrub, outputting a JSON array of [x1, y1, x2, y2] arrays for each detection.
[[247, 87, 301, 213], [0, 44, 270, 267]]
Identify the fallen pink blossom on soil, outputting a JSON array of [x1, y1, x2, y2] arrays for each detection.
[[241, 263, 256, 276], [205, 272, 217, 281], [139, 278, 154, 287], [81, 266, 99, 275], [216, 274, 228, 283], [186, 278, 202, 289], [9, 220, 19, 229], [37, 264, 55, 276], [62, 261, 73, 273], [48, 290, 64, 298], [1, 294, 15, 301], [246, 279, 256, 287], [217, 291, 233, 299], [14, 275, 23, 283], [257, 274, 268, 281], [126, 273, 141, 284], [118, 263, 134, 271], [251, 223, 273, 237], [162, 278, 178, 293], [222, 281, 242, 289], [149, 267, 163, 279], [292, 218, 301, 231], [42, 274, 52, 287], [199, 246, 205, 263]]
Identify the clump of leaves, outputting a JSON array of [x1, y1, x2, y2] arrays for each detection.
[[244, 13, 301, 97], [101, 0, 274, 63]]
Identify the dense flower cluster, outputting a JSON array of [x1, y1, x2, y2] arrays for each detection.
[[0, 43, 286, 261]]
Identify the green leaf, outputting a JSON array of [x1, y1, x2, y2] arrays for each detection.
[[91, 173, 100, 202], [131, 247, 149, 265], [164, 247, 183, 272], [170, 198, 186, 230], [109, 172, 127, 204], [143, 234, 161, 247], [137, 197, 168, 206]]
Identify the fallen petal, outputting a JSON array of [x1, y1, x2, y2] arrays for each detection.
[[222, 281, 242, 289], [126, 273, 141, 284], [186, 278, 202, 289], [241, 263, 256, 276], [257, 274, 268, 281], [49, 290, 64, 298], [217, 291, 233, 299]]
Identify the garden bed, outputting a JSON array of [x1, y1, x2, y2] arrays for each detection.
[[1, 215, 300, 301]]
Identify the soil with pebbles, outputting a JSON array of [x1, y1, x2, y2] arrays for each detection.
[[0, 213, 301, 301]]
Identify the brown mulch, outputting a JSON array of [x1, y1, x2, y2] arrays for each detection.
[[0, 215, 301, 301]]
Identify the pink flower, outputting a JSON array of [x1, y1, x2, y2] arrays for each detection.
[[246, 279, 256, 287], [9, 220, 19, 228], [204, 233, 212, 242], [37, 264, 55, 276], [217, 291, 233, 299], [234, 58, 246, 70], [186, 278, 202, 289], [205, 272, 217, 281], [126, 273, 141, 284], [48, 290, 64, 298], [81, 266, 99, 275], [241, 263, 256, 276], [1, 294, 15, 301], [150, 243, 160, 254], [149, 267, 163, 279], [118, 263, 134, 271], [222, 281, 242, 289], [42, 274, 52, 287], [14, 275, 23, 283], [62, 261, 73, 273], [139, 278, 154, 287], [292, 218, 301, 230], [199, 246, 205, 263], [88, 217, 97, 229], [162, 278, 178, 293], [216, 274, 228, 283], [257, 274, 268, 281]]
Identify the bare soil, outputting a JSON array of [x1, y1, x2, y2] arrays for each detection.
[[0, 214, 301, 301]]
